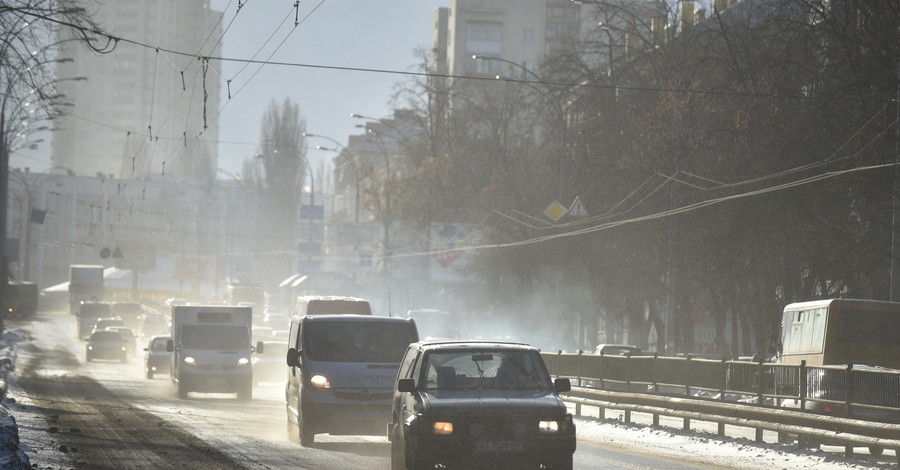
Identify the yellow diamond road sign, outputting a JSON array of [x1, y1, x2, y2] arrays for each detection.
[[544, 201, 567, 222]]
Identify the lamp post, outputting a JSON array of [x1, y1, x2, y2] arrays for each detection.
[[302, 132, 360, 223], [348, 114, 408, 277]]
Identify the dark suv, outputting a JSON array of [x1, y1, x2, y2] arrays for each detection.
[[389, 340, 575, 470]]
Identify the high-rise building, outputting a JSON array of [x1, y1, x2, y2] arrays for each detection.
[[53, 0, 222, 180], [433, 0, 582, 80]]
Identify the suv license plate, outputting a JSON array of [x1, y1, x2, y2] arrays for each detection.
[[475, 441, 523, 452]]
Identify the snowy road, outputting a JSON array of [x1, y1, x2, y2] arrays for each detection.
[[5, 309, 895, 469]]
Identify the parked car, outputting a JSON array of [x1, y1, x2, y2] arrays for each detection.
[[251, 341, 288, 385], [105, 326, 138, 356], [389, 340, 575, 470], [593, 344, 642, 356], [85, 329, 128, 363], [143, 335, 172, 379]]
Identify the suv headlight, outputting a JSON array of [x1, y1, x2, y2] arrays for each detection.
[[183, 356, 197, 366], [432, 422, 454, 435], [538, 420, 560, 433], [236, 357, 250, 366]]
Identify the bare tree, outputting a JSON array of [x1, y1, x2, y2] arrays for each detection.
[[0, 0, 106, 331], [242, 98, 307, 286]]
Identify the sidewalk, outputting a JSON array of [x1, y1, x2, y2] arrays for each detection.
[[0, 326, 32, 469]]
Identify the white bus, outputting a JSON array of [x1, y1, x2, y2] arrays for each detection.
[[779, 298, 900, 369]]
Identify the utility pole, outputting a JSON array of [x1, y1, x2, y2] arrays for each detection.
[[891, 60, 900, 301]]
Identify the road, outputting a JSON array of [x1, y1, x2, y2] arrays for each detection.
[[6, 308, 887, 469]]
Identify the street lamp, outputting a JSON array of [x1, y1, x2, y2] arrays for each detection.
[[348, 114, 407, 276], [303, 132, 360, 223]]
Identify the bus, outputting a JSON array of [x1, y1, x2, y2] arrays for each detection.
[[779, 298, 900, 369]]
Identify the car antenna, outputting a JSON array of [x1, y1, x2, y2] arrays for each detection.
[[388, 292, 393, 317]]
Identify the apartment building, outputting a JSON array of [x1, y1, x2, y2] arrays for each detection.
[[53, 0, 222, 180]]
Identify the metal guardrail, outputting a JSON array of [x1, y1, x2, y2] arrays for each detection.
[[542, 352, 900, 419], [562, 388, 900, 464], [541, 351, 900, 464]]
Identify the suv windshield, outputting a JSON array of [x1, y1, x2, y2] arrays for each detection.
[[304, 321, 416, 363], [421, 349, 552, 392]]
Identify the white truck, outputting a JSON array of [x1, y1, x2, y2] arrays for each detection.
[[167, 305, 263, 400]]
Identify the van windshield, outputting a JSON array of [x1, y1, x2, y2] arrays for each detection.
[[181, 325, 248, 350], [304, 321, 416, 363]]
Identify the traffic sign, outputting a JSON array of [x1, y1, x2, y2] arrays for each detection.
[[300, 204, 324, 220], [568, 196, 589, 218], [544, 201, 567, 222]]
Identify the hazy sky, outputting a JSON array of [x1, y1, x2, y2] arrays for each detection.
[[208, 0, 447, 178], [10, 0, 446, 179]]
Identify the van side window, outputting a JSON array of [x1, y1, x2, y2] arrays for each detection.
[[288, 321, 300, 349]]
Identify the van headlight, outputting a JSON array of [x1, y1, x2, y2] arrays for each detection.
[[183, 356, 197, 366], [236, 357, 250, 366], [538, 420, 560, 433], [310, 374, 331, 389]]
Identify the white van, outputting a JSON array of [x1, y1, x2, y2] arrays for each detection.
[[292, 295, 372, 317], [285, 313, 418, 446]]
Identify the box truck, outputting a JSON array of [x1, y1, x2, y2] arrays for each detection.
[[167, 305, 263, 400], [68, 264, 104, 315]]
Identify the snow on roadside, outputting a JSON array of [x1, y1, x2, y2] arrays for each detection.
[[575, 417, 893, 469], [0, 327, 31, 470]]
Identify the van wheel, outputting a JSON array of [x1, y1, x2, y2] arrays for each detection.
[[869, 445, 884, 457], [298, 413, 314, 447], [177, 384, 188, 399], [237, 382, 252, 401], [146, 370, 153, 379], [287, 418, 299, 443]]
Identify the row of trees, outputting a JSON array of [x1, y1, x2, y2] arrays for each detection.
[[379, 0, 899, 356], [0, 1, 106, 330]]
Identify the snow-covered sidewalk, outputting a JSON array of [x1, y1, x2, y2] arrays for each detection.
[[575, 416, 894, 469], [0, 327, 31, 470]]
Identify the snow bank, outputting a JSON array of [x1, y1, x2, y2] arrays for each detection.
[[0, 328, 31, 470]]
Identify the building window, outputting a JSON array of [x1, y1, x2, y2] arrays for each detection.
[[466, 21, 502, 55], [522, 28, 534, 45]]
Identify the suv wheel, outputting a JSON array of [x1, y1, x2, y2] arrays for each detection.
[[548, 454, 573, 470]]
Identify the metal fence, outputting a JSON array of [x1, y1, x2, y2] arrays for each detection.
[[541, 352, 900, 423]]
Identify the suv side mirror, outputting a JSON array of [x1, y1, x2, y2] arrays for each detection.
[[256, 341, 265, 354], [286, 347, 301, 368], [398, 378, 416, 393], [554, 378, 571, 393], [166, 339, 174, 353]]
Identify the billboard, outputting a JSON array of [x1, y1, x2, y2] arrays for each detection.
[[429, 223, 480, 283]]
